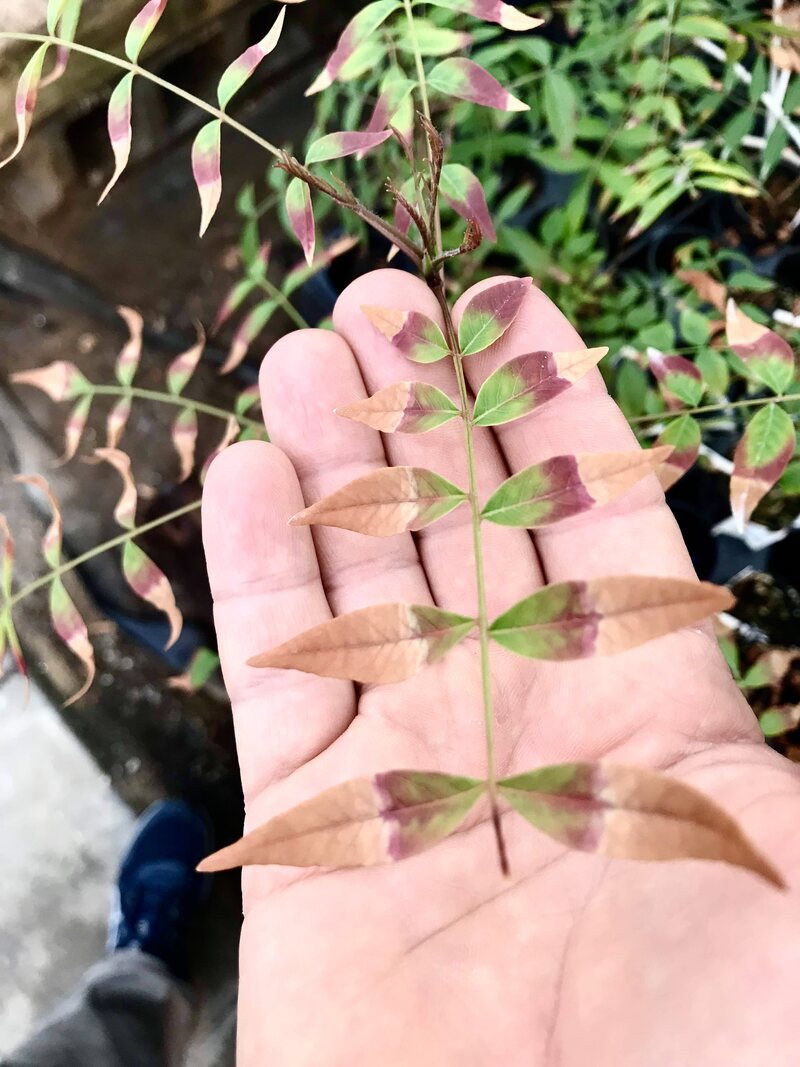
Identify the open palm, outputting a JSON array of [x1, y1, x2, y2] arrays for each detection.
[[203, 270, 800, 1066]]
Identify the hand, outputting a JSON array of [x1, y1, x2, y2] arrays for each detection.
[[203, 270, 800, 1066]]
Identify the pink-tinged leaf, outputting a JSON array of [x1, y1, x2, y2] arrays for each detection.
[[306, 130, 392, 165], [11, 361, 90, 401], [364, 72, 416, 139], [168, 647, 220, 693], [654, 414, 701, 490], [47, 0, 71, 33], [282, 235, 358, 297], [648, 349, 705, 408], [458, 278, 531, 355], [220, 301, 276, 375], [13, 474, 63, 568], [192, 120, 222, 237], [440, 163, 497, 242], [730, 403, 795, 530], [199, 771, 484, 872], [217, 6, 286, 109], [41, 0, 82, 88], [98, 73, 134, 204], [124, 0, 168, 62], [114, 305, 144, 387], [286, 178, 316, 266], [473, 346, 608, 426], [50, 577, 96, 706], [0, 45, 49, 171], [0, 515, 15, 600], [428, 57, 529, 111], [760, 705, 800, 738], [167, 325, 205, 396], [200, 416, 240, 483], [106, 396, 132, 448], [426, 0, 543, 30], [482, 447, 673, 528], [726, 299, 796, 395], [60, 395, 92, 464], [336, 381, 460, 434], [489, 576, 734, 660], [362, 306, 450, 364], [0, 517, 26, 683], [95, 448, 137, 530], [122, 540, 182, 649], [250, 603, 476, 683], [305, 0, 401, 96], [499, 763, 784, 888], [212, 278, 255, 335], [172, 407, 198, 483], [290, 467, 467, 536]]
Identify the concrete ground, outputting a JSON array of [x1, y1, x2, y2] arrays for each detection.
[[0, 673, 134, 1055]]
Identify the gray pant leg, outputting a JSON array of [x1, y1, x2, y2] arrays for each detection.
[[2, 950, 192, 1067]]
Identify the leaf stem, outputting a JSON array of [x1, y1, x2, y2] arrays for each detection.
[[254, 277, 310, 331], [434, 286, 509, 877], [0, 32, 281, 157], [6, 500, 201, 610], [90, 385, 265, 431], [629, 390, 800, 426]]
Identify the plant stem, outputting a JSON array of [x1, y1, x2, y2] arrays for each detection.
[[629, 390, 800, 426], [434, 286, 509, 877], [254, 277, 310, 331], [0, 32, 281, 157], [90, 385, 265, 431], [7, 500, 201, 610], [402, 0, 444, 260]]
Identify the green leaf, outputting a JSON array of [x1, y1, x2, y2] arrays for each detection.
[[670, 56, 713, 88], [696, 349, 730, 396], [543, 69, 578, 154]]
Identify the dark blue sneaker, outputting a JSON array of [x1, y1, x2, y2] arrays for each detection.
[[108, 800, 210, 979]]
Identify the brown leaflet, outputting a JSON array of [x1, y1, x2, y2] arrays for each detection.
[[171, 408, 198, 483], [500, 763, 785, 888], [676, 269, 727, 314], [289, 467, 467, 536], [95, 447, 138, 529], [249, 603, 477, 683], [198, 771, 486, 871]]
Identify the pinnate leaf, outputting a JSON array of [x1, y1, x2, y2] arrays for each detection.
[[11, 361, 89, 401], [654, 415, 701, 490], [440, 164, 497, 242], [172, 408, 198, 483], [115, 306, 144, 387], [473, 347, 608, 426], [125, 0, 168, 63], [305, 0, 401, 96], [428, 58, 529, 111], [250, 603, 476, 683], [290, 467, 467, 536], [0, 44, 49, 170], [363, 306, 450, 363], [286, 178, 315, 266], [106, 396, 132, 448], [648, 349, 705, 408], [50, 577, 96, 706], [458, 278, 531, 355], [122, 541, 183, 649], [726, 299, 796, 395], [336, 381, 460, 434], [167, 325, 205, 396], [306, 130, 392, 165], [191, 120, 222, 237], [199, 771, 484, 871], [425, 0, 543, 30], [482, 448, 672, 528], [730, 403, 795, 529], [499, 763, 784, 888], [95, 447, 138, 529], [98, 73, 134, 203], [217, 6, 285, 110], [489, 576, 733, 660]]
